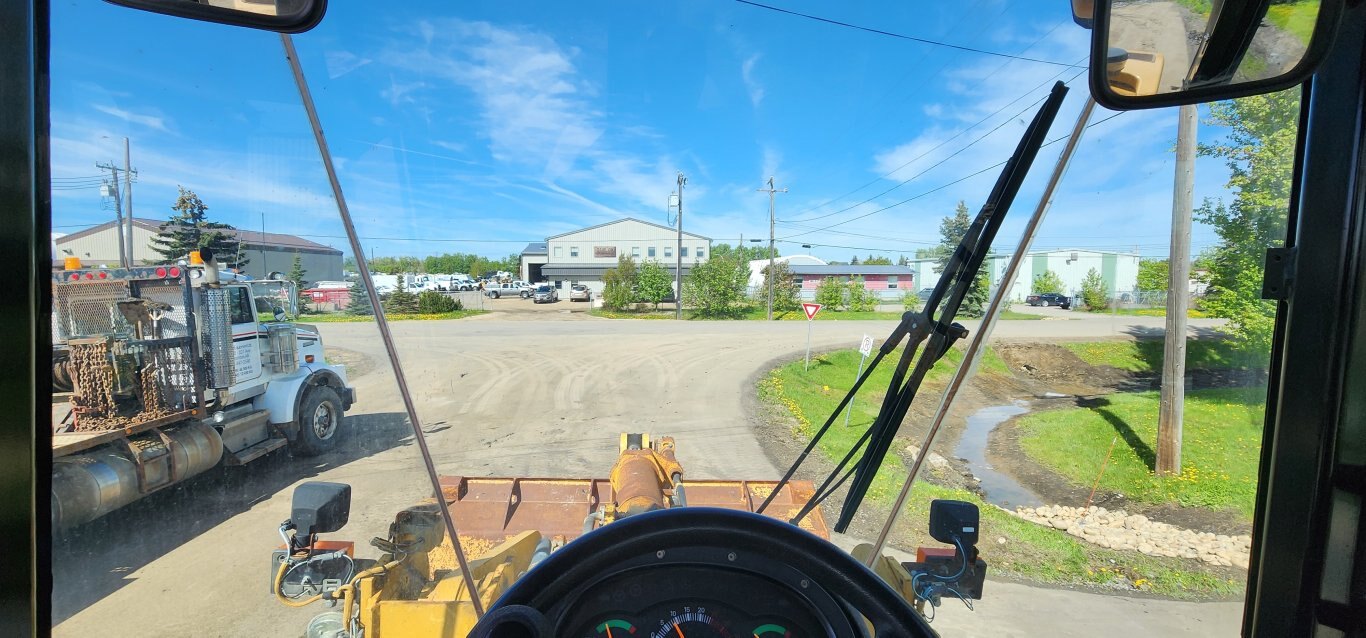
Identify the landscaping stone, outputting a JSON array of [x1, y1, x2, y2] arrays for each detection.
[[1011, 504, 1251, 568]]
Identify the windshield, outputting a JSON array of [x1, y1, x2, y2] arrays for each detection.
[[49, 1, 1301, 635]]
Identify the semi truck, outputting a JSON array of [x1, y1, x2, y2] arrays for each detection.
[[50, 249, 356, 530]]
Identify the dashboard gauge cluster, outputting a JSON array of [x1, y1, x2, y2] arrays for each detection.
[[556, 549, 855, 638]]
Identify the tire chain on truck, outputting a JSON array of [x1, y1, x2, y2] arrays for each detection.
[[69, 340, 117, 426], [69, 340, 172, 432]]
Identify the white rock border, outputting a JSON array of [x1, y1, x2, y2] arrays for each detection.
[[1010, 504, 1251, 568]]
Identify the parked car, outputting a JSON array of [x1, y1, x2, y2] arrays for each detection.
[[533, 285, 559, 304], [1026, 292, 1071, 308], [569, 284, 592, 302], [485, 282, 532, 299], [917, 288, 935, 302]]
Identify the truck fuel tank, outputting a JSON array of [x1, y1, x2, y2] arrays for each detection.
[[52, 420, 224, 529]]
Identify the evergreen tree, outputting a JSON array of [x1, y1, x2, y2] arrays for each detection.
[[288, 254, 311, 314], [935, 200, 989, 317], [346, 281, 373, 316], [150, 187, 245, 269]]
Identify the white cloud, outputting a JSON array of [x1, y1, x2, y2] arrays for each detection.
[[381, 75, 427, 108], [742, 54, 765, 108], [325, 50, 372, 79], [91, 104, 170, 133]]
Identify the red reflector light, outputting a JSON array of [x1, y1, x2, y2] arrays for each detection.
[[155, 267, 167, 277], [169, 267, 181, 277], [304, 354, 315, 363], [69, 273, 80, 281], [84, 273, 94, 279], [98, 272, 108, 279]]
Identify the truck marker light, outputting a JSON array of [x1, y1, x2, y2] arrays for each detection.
[[156, 267, 168, 278], [305, 355, 315, 363], [169, 267, 181, 278], [98, 272, 108, 279]]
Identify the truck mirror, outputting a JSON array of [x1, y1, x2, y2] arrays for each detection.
[[928, 499, 979, 547], [291, 482, 351, 537], [273, 306, 288, 322], [103, 0, 325, 34]]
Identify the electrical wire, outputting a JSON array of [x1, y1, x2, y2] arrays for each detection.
[[733, 0, 1083, 68], [784, 55, 1086, 222], [777, 110, 1127, 240]]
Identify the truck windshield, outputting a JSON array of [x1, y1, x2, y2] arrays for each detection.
[[48, 1, 1298, 635]]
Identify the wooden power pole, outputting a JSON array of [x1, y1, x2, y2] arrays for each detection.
[[1158, 104, 1196, 475], [757, 176, 786, 321]]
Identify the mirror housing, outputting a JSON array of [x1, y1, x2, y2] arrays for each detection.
[[102, 0, 326, 33], [1089, 0, 1343, 110], [928, 499, 979, 547], [291, 482, 351, 537]]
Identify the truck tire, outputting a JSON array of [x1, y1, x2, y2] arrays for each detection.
[[292, 386, 343, 456], [492, 291, 500, 299], [53, 351, 74, 392]]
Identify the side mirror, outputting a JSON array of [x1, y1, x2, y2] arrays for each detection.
[[1089, 0, 1342, 110], [928, 499, 979, 547], [272, 306, 288, 322], [102, 0, 326, 33], [291, 482, 350, 537]]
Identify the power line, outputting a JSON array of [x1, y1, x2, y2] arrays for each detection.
[[784, 62, 1087, 224], [777, 111, 1127, 239], [733, 0, 1083, 68]]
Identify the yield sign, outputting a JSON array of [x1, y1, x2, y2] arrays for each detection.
[[802, 303, 823, 320]]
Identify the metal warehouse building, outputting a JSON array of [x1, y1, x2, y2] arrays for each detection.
[[906, 249, 1141, 301], [54, 217, 344, 285], [526, 218, 711, 296]]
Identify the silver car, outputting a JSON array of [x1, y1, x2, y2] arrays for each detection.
[[532, 285, 559, 303], [569, 284, 592, 302]]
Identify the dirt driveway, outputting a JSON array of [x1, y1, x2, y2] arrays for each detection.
[[52, 317, 1241, 637]]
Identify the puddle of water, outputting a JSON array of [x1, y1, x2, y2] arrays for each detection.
[[954, 401, 1045, 509], [1041, 392, 1069, 398]]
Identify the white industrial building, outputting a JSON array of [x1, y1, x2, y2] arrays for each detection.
[[906, 249, 1142, 302], [525, 218, 711, 295]]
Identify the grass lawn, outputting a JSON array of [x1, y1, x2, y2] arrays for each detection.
[[1267, 1, 1319, 44], [1061, 339, 1266, 373], [297, 310, 487, 322], [759, 351, 1243, 597], [1017, 388, 1265, 519], [589, 307, 1042, 321]]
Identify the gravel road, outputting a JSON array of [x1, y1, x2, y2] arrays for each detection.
[[52, 312, 1238, 637]]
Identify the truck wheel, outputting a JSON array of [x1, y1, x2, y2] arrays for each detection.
[[492, 291, 500, 299], [53, 351, 74, 392], [292, 386, 343, 456]]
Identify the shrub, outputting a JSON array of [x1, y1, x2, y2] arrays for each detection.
[[846, 277, 877, 312], [814, 277, 846, 310], [1081, 268, 1110, 311], [417, 290, 461, 313]]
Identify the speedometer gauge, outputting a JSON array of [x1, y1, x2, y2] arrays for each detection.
[[648, 607, 731, 638]]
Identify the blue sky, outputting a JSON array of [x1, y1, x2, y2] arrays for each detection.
[[50, 0, 1235, 264]]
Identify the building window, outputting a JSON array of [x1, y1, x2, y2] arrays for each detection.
[[632, 246, 640, 257], [648, 246, 656, 258], [794, 277, 804, 287], [570, 246, 579, 258], [665, 246, 673, 258], [697, 247, 705, 258], [888, 275, 899, 289], [681, 247, 689, 258], [554, 246, 562, 258]]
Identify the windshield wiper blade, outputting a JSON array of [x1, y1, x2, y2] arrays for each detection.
[[758, 82, 1068, 531]]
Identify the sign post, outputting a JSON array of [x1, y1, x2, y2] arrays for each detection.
[[802, 303, 823, 370], [844, 334, 875, 427]]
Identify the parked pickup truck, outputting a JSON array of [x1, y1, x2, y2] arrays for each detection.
[[485, 282, 532, 299]]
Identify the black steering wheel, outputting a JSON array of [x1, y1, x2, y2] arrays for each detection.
[[469, 507, 936, 637]]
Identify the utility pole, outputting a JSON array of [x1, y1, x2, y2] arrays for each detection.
[[97, 161, 128, 268], [757, 176, 787, 320], [1158, 103, 1196, 476], [675, 172, 686, 320], [123, 138, 135, 265]]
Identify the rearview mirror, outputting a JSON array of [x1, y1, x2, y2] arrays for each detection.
[[103, 0, 326, 33], [1089, 0, 1341, 110], [291, 482, 350, 536]]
